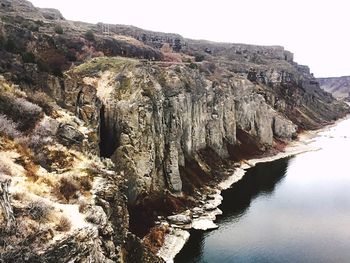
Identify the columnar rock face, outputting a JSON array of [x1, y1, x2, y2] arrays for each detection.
[[318, 76, 350, 101], [66, 50, 348, 205], [68, 57, 323, 204], [71, 60, 239, 202]]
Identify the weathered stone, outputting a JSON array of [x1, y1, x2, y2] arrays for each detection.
[[167, 214, 192, 225], [39, 8, 65, 20], [273, 115, 297, 139], [56, 123, 84, 146]]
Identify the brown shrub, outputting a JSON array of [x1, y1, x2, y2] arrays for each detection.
[[59, 177, 80, 201], [12, 191, 27, 201], [16, 119, 57, 156], [56, 215, 71, 232], [24, 162, 39, 181], [27, 201, 51, 223], [80, 177, 92, 191], [16, 135, 48, 154], [163, 52, 182, 63], [54, 25, 63, 34], [84, 30, 95, 41], [143, 226, 168, 254], [274, 139, 287, 152], [38, 49, 67, 77]]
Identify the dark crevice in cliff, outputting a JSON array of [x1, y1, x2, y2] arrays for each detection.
[[227, 129, 264, 161], [99, 105, 119, 157]]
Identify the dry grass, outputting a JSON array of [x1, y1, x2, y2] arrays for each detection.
[[4, 142, 40, 181], [0, 153, 26, 177], [0, 157, 12, 176], [56, 215, 71, 232], [0, 76, 105, 257], [12, 143, 40, 177], [113, 34, 147, 48], [31, 144, 76, 173], [142, 226, 168, 254], [72, 56, 138, 75], [78, 199, 89, 213], [26, 181, 48, 196], [24, 162, 39, 181]]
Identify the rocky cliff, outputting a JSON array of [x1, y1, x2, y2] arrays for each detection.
[[318, 76, 350, 101], [0, 0, 349, 262]]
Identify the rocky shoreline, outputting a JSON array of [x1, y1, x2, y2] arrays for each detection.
[[156, 128, 324, 262]]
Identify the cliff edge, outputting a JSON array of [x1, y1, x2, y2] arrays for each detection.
[[0, 0, 349, 262]]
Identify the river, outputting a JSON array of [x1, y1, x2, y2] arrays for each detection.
[[175, 117, 350, 263]]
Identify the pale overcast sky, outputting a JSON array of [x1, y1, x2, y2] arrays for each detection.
[[29, 0, 350, 78]]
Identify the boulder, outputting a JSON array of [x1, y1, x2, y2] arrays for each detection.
[[167, 214, 192, 225], [56, 124, 84, 146]]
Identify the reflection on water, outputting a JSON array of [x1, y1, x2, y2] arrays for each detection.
[[175, 118, 350, 263], [175, 158, 289, 263], [218, 158, 289, 224]]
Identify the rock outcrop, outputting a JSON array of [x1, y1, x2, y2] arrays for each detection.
[[67, 52, 348, 205], [68, 57, 302, 204]]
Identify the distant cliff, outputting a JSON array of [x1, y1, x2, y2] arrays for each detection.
[[318, 76, 350, 101], [0, 0, 349, 262]]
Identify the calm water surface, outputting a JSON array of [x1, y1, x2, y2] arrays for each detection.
[[175, 118, 350, 263]]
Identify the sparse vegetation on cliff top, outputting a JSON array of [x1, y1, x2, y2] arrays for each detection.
[[73, 56, 139, 75]]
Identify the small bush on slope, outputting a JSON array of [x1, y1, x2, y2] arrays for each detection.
[[56, 215, 71, 232], [0, 115, 21, 139], [59, 177, 80, 201], [0, 92, 42, 132], [27, 201, 52, 223]]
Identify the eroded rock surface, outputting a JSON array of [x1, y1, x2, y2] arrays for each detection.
[[0, 0, 349, 262], [68, 55, 347, 205]]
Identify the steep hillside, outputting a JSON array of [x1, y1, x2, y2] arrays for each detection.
[[318, 76, 350, 101], [0, 0, 349, 262]]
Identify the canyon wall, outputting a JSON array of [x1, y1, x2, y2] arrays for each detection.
[[0, 0, 349, 262], [318, 76, 350, 101], [66, 54, 347, 205]]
